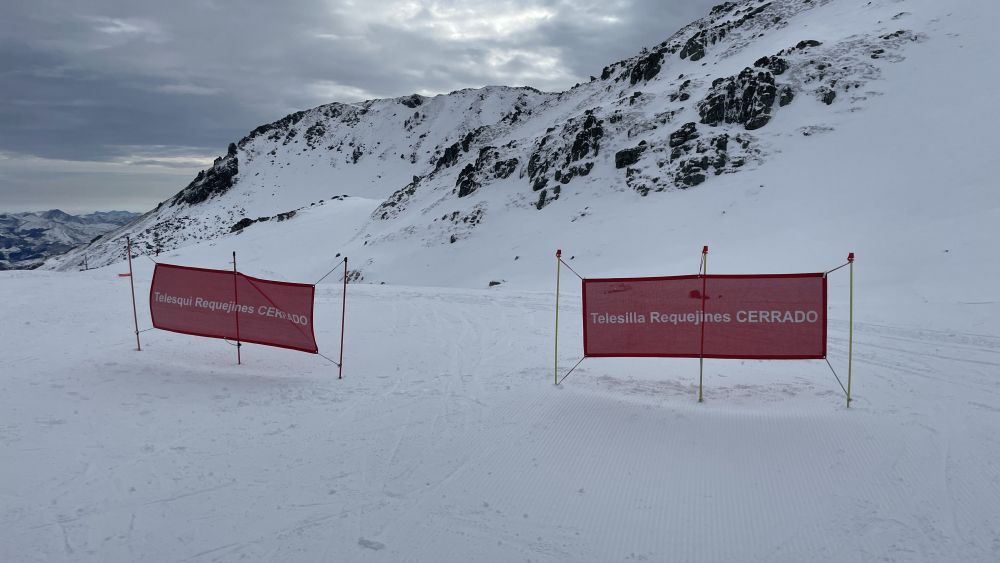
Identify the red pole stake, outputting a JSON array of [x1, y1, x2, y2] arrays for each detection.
[[339, 257, 347, 379], [127, 236, 141, 351], [233, 251, 241, 365], [698, 245, 708, 402]]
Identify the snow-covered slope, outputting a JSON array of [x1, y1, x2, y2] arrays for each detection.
[[5, 1, 1000, 560], [46, 0, 999, 334], [3, 265, 1000, 561], [0, 210, 138, 270], [46, 85, 552, 266]]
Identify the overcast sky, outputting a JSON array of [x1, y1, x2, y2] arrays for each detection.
[[0, 0, 715, 213]]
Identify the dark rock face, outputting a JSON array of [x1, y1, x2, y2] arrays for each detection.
[[753, 55, 789, 75], [795, 39, 823, 50], [521, 110, 604, 209], [435, 142, 463, 172], [461, 128, 482, 152], [710, 2, 738, 16], [568, 112, 604, 163], [434, 128, 487, 172], [615, 143, 647, 169], [536, 189, 549, 210], [303, 124, 326, 148], [669, 122, 700, 148], [818, 87, 837, 105], [680, 2, 779, 61], [230, 217, 256, 232], [456, 163, 479, 198], [669, 80, 693, 102], [778, 85, 795, 107], [526, 146, 550, 188], [493, 157, 519, 179], [436, 206, 485, 243], [620, 118, 758, 196], [698, 68, 778, 130], [230, 209, 298, 233], [559, 162, 594, 184], [399, 94, 423, 108], [171, 150, 239, 206], [680, 30, 709, 61], [455, 147, 519, 198], [668, 128, 752, 189], [678, 0, 774, 63], [629, 51, 664, 84], [240, 110, 308, 147], [376, 176, 422, 220]]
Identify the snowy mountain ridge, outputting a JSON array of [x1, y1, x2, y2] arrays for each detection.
[[0, 210, 138, 270], [42, 0, 998, 334]]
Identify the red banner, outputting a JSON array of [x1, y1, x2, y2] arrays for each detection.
[[583, 274, 826, 359], [150, 263, 318, 353]]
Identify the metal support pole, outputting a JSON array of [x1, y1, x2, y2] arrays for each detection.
[[554, 249, 562, 385], [233, 251, 241, 365], [126, 237, 141, 351], [699, 245, 708, 403], [847, 252, 854, 408], [339, 257, 348, 380]]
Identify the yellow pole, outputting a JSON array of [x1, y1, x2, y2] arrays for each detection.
[[554, 249, 562, 385], [846, 252, 854, 408]]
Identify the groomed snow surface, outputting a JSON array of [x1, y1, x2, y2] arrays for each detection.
[[2, 262, 999, 562]]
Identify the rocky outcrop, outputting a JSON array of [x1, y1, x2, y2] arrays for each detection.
[[669, 122, 700, 147], [670, 129, 740, 188], [568, 112, 604, 163], [619, 122, 759, 196], [678, 2, 773, 62], [376, 176, 423, 220], [229, 210, 297, 233], [455, 147, 519, 198], [628, 50, 665, 84], [435, 142, 463, 172], [434, 128, 487, 172], [434, 206, 485, 244], [171, 144, 239, 206], [698, 68, 778, 130], [239, 110, 309, 148], [680, 30, 713, 62], [399, 94, 424, 108], [615, 143, 647, 168], [753, 55, 789, 75]]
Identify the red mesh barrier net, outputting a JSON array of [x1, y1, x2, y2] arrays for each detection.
[[583, 274, 826, 359], [150, 263, 318, 353]]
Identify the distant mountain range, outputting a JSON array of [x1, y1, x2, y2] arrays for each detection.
[[0, 210, 139, 270]]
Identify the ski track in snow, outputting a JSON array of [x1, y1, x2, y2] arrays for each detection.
[[1, 271, 999, 562]]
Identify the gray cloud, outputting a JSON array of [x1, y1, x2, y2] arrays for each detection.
[[0, 0, 717, 212]]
